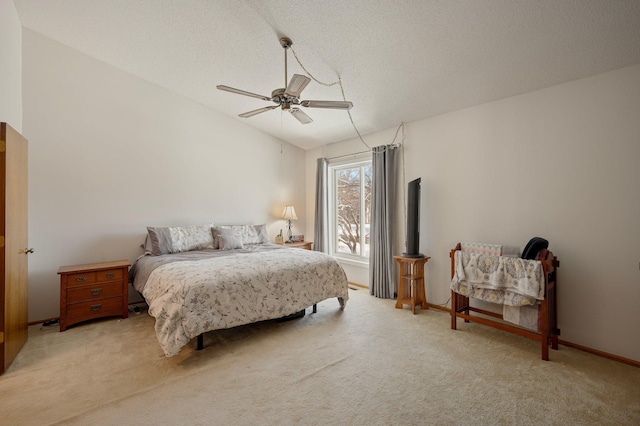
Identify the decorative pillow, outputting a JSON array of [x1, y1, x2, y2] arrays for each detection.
[[146, 225, 214, 255], [211, 226, 237, 249], [212, 224, 270, 248], [218, 235, 244, 250]]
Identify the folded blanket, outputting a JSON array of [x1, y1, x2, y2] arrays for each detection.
[[503, 304, 540, 331], [501, 250, 556, 330], [451, 251, 545, 307], [501, 245, 521, 258], [461, 242, 502, 256]]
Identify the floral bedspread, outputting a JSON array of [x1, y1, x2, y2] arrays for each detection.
[[135, 245, 349, 356], [450, 250, 545, 307]]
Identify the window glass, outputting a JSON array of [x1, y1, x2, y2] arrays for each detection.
[[336, 167, 361, 254], [329, 159, 372, 263]]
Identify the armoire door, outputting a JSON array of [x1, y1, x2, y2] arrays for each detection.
[[1, 122, 29, 374]]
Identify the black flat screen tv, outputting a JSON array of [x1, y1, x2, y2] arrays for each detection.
[[402, 177, 424, 258]]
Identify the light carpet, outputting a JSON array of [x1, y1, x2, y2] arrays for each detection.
[[1, 288, 639, 425]]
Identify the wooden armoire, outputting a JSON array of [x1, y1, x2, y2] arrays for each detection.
[[0, 122, 29, 375]]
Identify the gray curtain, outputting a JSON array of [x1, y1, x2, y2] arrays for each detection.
[[313, 158, 329, 253], [369, 145, 399, 298]]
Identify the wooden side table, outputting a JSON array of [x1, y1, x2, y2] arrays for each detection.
[[394, 256, 430, 314], [58, 260, 131, 331], [278, 241, 313, 250]]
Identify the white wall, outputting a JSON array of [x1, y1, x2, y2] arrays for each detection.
[[307, 64, 640, 362], [23, 29, 307, 322], [0, 0, 22, 131]]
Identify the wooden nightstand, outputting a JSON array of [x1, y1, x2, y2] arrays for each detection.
[[58, 260, 131, 331], [278, 241, 313, 250]]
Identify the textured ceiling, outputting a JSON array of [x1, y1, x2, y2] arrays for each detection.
[[14, 0, 640, 150]]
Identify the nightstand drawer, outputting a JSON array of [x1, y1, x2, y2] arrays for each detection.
[[66, 297, 123, 321], [96, 268, 123, 283], [66, 272, 97, 286], [67, 282, 123, 304], [277, 241, 313, 250]]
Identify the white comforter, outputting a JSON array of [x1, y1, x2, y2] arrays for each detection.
[[135, 245, 349, 356]]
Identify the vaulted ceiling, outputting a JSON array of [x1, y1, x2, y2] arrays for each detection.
[[14, 0, 640, 150]]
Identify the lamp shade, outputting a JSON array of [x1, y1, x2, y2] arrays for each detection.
[[282, 205, 298, 221]]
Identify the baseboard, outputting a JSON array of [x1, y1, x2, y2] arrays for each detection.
[[558, 339, 640, 368], [427, 303, 450, 312], [29, 317, 58, 326], [348, 281, 368, 289]]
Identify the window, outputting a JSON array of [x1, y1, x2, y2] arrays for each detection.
[[328, 158, 372, 264]]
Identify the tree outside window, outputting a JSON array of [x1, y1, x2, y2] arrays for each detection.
[[331, 160, 372, 261]]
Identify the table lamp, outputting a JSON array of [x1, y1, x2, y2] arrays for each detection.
[[282, 205, 297, 242]]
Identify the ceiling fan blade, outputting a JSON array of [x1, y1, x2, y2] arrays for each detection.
[[300, 100, 353, 110], [217, 85, 271, 101], [239, 105, 278, 118], [284, 74, 311, 98], [290, 108, 313, 124]]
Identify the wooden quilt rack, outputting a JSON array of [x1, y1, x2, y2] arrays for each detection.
[[450, 243, 560, 360]]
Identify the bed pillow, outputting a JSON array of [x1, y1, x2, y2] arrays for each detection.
[[146, 227, 174, 255], [218, 235, 244, 250], [146, 225, 214, 255], [212, 224, 270, 248], [251, 224, 270, 244]]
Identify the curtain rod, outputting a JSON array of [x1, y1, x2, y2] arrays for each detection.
[[326, 143, 402, 161], [326, 149, 371, 161]]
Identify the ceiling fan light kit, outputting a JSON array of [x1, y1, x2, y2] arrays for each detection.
[[216, 37, 353, 124]]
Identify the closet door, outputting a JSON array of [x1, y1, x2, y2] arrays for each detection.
[[1, 122, 29, 374]]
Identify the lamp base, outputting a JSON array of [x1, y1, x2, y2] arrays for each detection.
[[286, 219, 293, 242]]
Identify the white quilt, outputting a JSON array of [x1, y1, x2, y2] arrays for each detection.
[[138, 246, 349, 356]]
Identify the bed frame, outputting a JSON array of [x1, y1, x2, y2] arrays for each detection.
[[195, 304, 316, 351], [450, 243, 560, 360]]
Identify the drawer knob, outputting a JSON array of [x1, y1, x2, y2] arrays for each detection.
[[90, 304, 102, 311], [90, 288, 103, 296], [76, 276, 87, 282], [105, 273, 115, 279]]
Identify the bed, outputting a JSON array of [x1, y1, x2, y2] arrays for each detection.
[[449, 241, 559, 360], [130, 224, 349, 357]]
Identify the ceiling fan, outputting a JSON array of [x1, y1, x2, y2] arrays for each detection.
[[217, 37, 353, 124]]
